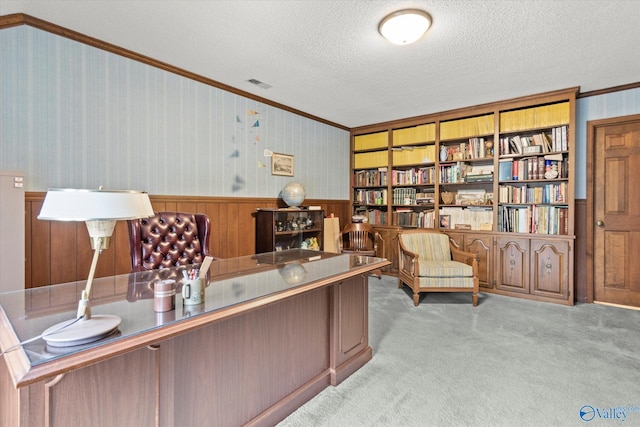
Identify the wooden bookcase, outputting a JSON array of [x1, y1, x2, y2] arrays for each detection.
[[255, 208, 324, 253], [350, 87, 577, 304]]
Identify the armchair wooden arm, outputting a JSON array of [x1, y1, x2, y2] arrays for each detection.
[[398, 235, 420, 279], [450, 244, 480, 277]]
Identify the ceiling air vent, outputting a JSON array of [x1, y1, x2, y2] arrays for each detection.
[[247, 78, 272, 89]]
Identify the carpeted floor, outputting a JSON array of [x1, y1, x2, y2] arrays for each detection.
[[277, 275, 640, 427]]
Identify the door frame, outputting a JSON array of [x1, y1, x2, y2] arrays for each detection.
[[586, 113, 640, 303]]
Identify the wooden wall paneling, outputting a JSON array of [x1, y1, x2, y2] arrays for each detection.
[[204, 201, 222, 259], [24, 201, 32, 290], [225, 202, 240, 258], [174, 201, 197, 213], [23, 194, 351, 288], [237, 202, 260, 257], [574, 199, 587, 302], [29, 200, 50, 288], [50, 221, 77, 285], [114, 221, 132, 276]]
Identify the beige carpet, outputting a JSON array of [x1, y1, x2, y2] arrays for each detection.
[[277, 275, 640, 426]]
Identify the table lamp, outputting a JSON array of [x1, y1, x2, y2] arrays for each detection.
[[37, 188, 154, 347]]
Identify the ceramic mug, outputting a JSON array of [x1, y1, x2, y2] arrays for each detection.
[[182, 278, 204, 305]]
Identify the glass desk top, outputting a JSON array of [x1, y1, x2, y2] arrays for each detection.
[[0, 250, 388, 367]]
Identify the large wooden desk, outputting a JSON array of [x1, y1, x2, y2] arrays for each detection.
[[0, 250, 389, 426]]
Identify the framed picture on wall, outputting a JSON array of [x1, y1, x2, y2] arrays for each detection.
[[271, 153, 294, 176]]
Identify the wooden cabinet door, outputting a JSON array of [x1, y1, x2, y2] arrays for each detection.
[[530, 239, 571, 301], [374, 226, 400, 273], [496, 237, 529, 293], [464, 234, 494, 289]]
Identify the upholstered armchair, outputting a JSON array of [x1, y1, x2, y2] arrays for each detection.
[[397, 229, 479, 307], [127, 211, 211, 272]]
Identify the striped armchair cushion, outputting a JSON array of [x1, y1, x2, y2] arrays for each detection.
[[400, 232, 451, 262], [418, 260, 473, 277]]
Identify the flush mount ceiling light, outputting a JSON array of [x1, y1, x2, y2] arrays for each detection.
[[378, 9, 432, 45]]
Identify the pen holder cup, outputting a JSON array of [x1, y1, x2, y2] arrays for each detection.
[[182, 278, 204, 306]]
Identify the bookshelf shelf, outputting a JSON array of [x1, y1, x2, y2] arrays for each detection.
[[255, 209, 325, 253], [350, 87, 577, 304]]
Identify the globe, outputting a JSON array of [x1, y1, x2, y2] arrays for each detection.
[[281, 182, 306, 207], [279, 262, 307, 285]]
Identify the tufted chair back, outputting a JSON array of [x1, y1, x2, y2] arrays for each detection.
[[128, 211, 211, 272]]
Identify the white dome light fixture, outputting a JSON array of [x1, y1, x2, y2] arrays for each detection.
[[378, 9, 432, 45]]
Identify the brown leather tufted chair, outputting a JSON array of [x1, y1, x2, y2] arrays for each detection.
[[127, 211, 211, 272]]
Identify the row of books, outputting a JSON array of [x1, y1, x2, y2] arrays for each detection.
[[498, 156, 567, 181], [441, 114, 494, 140], [392, 123, 436, 146], [393, 209, 435, 228], [393, 187, 416, 205], [438, 207, 493, 230], [392, 145, 436, 165], [354, 189, 387, 205], [439, 163, 464, 183], [498, 126, 568, 156], [353, 151, 388, 169], [391, 167, 436, 185], [392, 189, 434, 206], [445, 137, 490, 160], [354, 207, 387, 226], [498, 205, 569, 235], [353, 168, 388, 187], [498, 183, 568, 204], [354, 131, 388, 151], [499, 103, 569, 132]]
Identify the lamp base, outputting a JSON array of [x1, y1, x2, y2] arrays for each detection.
[[42, 315, 121, 347]]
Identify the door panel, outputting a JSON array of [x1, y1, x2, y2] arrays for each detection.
[[495, 237, 529, 293], [530, 240, 570, 299], [464, 234, 493, 289]]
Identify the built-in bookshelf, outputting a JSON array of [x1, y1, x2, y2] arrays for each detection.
[[350, 87, 577, 305], [352, 131, 389, 225], [389, 123, 437, 228]]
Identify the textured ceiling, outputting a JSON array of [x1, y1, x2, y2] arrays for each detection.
[[2, 0, 640, 128]]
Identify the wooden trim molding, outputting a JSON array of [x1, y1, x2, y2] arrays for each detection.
[[0, 13, 348, 131], [578, 81, 640, 99], [24, 192, 351, 288]]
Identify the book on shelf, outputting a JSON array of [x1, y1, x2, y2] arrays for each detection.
[[498, 204, 569, 234], [499, 159, 513, 181], [456, 189, 488, 206], [439, 206, 493, 231], [353, 167, 388, 187], [393, 209, 435, 228], [465, 173, 493, 183]]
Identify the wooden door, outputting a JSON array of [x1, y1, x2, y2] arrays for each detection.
[[591, 114, 640, 307]]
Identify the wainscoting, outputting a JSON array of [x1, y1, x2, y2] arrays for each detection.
[[25, 192, 350, 288]]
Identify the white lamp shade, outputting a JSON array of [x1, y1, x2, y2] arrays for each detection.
[[379, 9, 432, 45], [38, 188, 154, 221]]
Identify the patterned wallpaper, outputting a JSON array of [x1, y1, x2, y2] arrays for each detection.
[[0, 25, 350, 199], [576, 87, 640, 198], [3, 26, 640, 201]]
